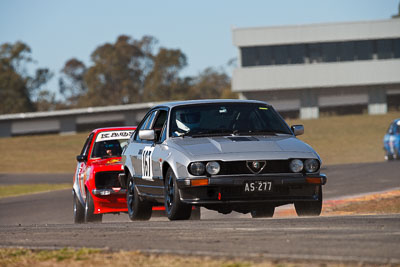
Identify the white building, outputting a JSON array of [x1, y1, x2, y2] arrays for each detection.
[[232, 19, 400, 119]]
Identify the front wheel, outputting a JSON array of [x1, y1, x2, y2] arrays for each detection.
[[294, 186, 323, 216], [73, 191, 84, 224], [164, 168, 192, 220], [127, 174, 152, 221], [84, 189, 102, 223], [394, 148, 400, 160], [385, 151, 393, 161], [250, 205, 275, 218]]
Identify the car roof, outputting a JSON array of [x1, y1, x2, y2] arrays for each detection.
[[90, 126, 136, 135], [152, 99, 269, 109]]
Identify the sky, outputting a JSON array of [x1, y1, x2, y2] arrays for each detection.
[[0, 0, 399, 97]]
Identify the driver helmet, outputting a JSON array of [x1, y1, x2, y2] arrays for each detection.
[[175, 110, 201, 131]]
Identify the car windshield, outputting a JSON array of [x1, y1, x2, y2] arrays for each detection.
[[91, 139, 129, 158], [169, 103, 292, 137]]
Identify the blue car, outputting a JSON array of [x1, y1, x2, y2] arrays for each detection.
[[384, 119, 400, 160]]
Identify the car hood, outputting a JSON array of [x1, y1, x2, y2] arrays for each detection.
[[168, 135, 319, 160], [90, 157, 122, 167]]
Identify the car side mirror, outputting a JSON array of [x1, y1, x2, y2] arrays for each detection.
[[139, 129, 156, 141], [76, 155, 87, 162], [291, 125, 304, 136]]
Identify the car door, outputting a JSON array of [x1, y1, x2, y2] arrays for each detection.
[[147, 109, 169, 194], [127, 108, 169, 198], [384, 122, 395, 154], [127, 110, 159, 196], [392, 122, 400, 156]]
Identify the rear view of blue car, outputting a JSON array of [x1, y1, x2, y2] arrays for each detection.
[[384, 119, 400, 160]]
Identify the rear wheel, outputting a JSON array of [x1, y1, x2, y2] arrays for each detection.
[[250, 205, 275, 218], [73, 191, 84, 224], [294, 186, 323, 216], [164, 168, 192, 220], [127, 174, 152, 221], [84, 189, 103, 223]]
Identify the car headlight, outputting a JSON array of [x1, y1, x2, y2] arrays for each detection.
[[206, 161, 220, 175], [189, 162, 205, 176], [289, 159, 303, 173], [304, 159, 319, 173]]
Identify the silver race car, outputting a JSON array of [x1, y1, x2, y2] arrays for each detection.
[[120, 99, 327, 220]]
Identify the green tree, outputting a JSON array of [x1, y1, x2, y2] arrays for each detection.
[[188, 67, 237, 100], [143, 48, 187, 101], [59, 58, 87, 107], [82, 35, 157, 106], [0, 41, 52, 114], [59, 34, 237, 107]]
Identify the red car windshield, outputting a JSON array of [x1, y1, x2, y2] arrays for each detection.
[[91, 139, 128, 158]]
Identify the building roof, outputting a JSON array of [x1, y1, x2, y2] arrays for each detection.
[[232, 19, 400, 46]]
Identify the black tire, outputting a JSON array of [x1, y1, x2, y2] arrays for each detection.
[[394, 148, 399, 160], [84, 189, 103, 223], [190, 207, 201, 220], [294, 186, 323, 217], [164, 168, 192, 220], [250, 205, 275, 218], [127, 174, 152, 221], [73, 191, 85, 224], [385, 151, 394, 161]]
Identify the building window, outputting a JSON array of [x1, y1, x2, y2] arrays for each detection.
[[392, 39, 400, 58], [355, 40, 373, 60], [377, 39, 392, 59], [308, 43, 321, 63], [338, 41, 355, 61], [274, 45, 289, 65], [240, 38, 400, 68], [258, 46, 273, 65], [241, 47, 258, 67], [290, 44, 306, 64], [321, 42, 338, 62]]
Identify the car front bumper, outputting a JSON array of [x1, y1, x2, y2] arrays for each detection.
[[176, 173, 327, 205], [92, 188, 127, 196]]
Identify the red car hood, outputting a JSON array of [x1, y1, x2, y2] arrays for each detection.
[[90, 157, 123, 170]]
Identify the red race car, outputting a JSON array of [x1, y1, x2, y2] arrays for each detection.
[[72, 127, 200, 223], [73, 127, 136, 223], [73, 126, 200, 223]]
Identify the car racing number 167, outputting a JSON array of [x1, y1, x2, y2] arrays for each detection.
[[142, 146, 155, 180]]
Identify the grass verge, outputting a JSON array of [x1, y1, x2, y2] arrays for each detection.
[[322, 190, 400, 216], [0, 132, 88, 173], [0, 184, 71, 198], [275, 190, 400, 217], [0, 111, 399, 173], [0, 247, 387, 267], [286, 111, 400, 165]]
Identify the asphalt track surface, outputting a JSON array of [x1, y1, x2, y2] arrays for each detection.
[[0, 161, 399, 264]]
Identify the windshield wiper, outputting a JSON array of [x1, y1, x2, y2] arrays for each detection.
[[190, 129, 233, 138], [253, 130, 293, 135], [234, 130, 278, 136]]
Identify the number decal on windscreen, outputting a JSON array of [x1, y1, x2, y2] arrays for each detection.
[[142, 146, 155, 180]]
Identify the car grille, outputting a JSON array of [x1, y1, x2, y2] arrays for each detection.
[[95, 171, 122, 189], [218, 160, 290, 175]]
